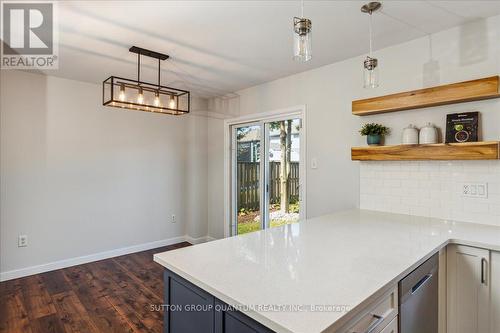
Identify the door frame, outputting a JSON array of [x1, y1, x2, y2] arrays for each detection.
[[223, 105, 307, 238]]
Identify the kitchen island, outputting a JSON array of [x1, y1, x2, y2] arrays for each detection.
[[154, 209, 500, 333]]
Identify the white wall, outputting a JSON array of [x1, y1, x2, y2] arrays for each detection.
[[0, 70, 208, 278], [207, 117, 225, 239], [207, 15, 500, 238], [185, 114, 209, 239]]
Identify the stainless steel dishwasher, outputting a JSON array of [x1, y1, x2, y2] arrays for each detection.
[[399, 253, 439, 333]]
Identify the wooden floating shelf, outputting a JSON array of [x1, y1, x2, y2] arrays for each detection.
[[352, 76, 500, 116], [351, 141, 499, 161]]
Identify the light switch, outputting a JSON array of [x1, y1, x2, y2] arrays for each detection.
[[311, 158, 318, 169]]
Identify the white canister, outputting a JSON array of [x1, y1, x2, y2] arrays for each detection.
[[402, 124, 419, 144], [419, 123, 438, 144]]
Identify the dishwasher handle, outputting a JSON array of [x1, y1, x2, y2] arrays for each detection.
[[353, 314, 384, 333], [411, 273, 433, 294]]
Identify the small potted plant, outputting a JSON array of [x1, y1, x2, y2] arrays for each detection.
[[359, 123, 390, 146]]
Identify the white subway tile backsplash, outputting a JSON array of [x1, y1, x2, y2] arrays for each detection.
[[463, 201, 490, 214], [409, 206, 431, 217], [410, 171, 429, 180], [401, 179, 419, 188], [359, 161, 500, 226], [383, 179, 401, 187], [390, 171, 411, 179], [489, 204, 500, 216], [488, 182, 500, 194]]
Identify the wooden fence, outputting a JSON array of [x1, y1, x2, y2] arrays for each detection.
[[237, 161, 299, 211]]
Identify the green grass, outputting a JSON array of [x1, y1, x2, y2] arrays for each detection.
[[237, 219, 299, 235], [237, 221, 261, 234]]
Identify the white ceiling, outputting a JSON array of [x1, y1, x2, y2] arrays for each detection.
[[48, 1, 500, 98]]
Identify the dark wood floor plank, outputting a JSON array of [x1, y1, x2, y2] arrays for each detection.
[[0, 242, 191, 333], [52, 291, 101, 333], [85, 262, 155, 333], [0, 293, 33, 333], [105, 294, 156, 333], [40, 270, 71, 296], [63, 265, 136, 333], [0, 277, 23, 297], [84, 261, 158, 333], [91, 260, 163, 332], [20, 275, 57, 320], [30, 314, 66, 333], [113, 242, 191, 299], [113, 253, 163, 297]]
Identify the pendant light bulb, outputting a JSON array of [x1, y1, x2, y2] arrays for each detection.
[[154, 90, 161, 107], [119, 83, 126, 101], [137, 87, 144, 103], [293, 0, 312, 62], [169, 95, 176, 109], [361, 2, 381, 88]]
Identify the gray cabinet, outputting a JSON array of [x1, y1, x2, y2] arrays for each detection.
[[164, 269, 274, 333], [215, 300, 274, 333], [164, 270, 215, 333]]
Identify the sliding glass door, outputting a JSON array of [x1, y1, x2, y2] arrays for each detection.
[[231, 116, 303, 235], [264, 119, 301, 229], [232, 123, 263, 235]]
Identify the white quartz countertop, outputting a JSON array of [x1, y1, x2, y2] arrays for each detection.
[[153, 209, 500, 333]]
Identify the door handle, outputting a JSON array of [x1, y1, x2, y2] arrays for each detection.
[[481, 258, 487, 284], [353, 314, 384, 333]]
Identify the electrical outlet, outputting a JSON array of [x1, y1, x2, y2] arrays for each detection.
[[171, 214, 176, 223], [463, 182, 488, 198], [18, 235, 28, 247]]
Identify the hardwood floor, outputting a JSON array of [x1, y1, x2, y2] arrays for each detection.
[[0, 242, 191, 333]]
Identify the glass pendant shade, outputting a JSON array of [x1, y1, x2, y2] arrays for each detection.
[[363, 56, 379, 88], [293, 17, 312, 62]]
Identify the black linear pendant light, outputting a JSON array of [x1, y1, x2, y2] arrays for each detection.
[[102, 46, 190, 115]]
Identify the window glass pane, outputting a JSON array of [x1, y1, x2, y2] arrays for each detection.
[[267, 119, 300, 228], [235, 125, 261, 235]]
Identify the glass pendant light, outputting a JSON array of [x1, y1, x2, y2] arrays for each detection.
[[293, 0, 312, 62], [361, 2, 381, 88]]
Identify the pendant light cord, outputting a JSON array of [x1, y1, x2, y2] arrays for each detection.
[[137, 52, 141, 83], [369, 11, 373, 57], [158, 58, 161, 88], [301, 0, 304, 18]]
